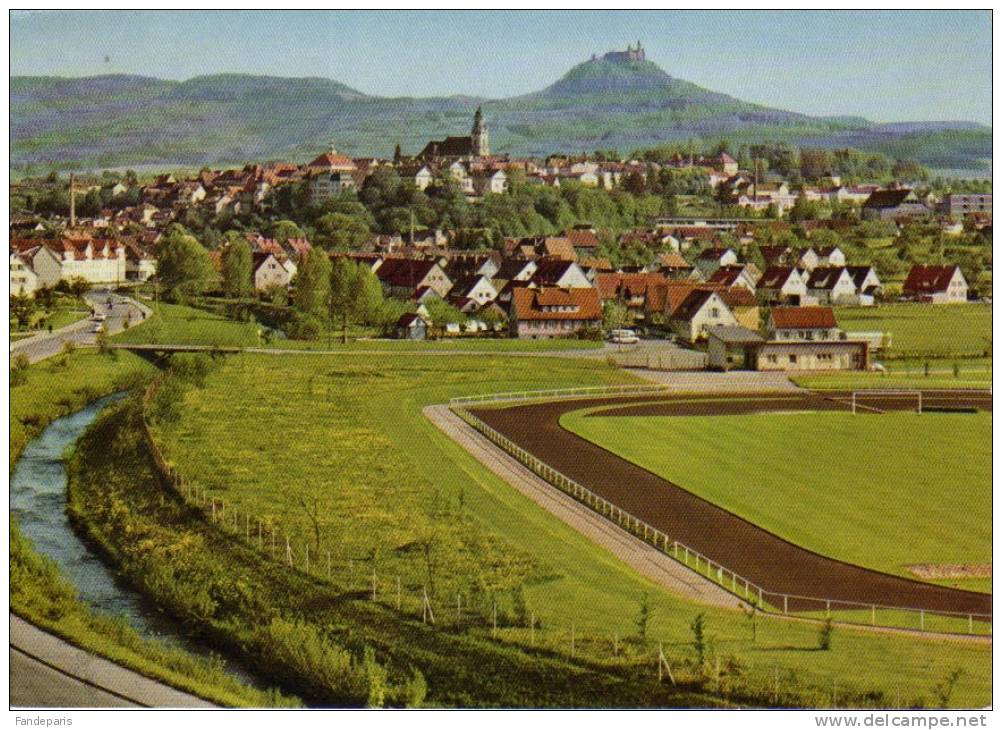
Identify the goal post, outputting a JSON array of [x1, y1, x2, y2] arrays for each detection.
[[851, 389, 923, 415]]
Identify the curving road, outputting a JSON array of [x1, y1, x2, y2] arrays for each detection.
[[10, 291, 151, 365], [469, 390, 992, 618]]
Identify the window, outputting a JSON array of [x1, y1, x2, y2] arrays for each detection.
[[789, 354, 798, 364], [766, 354, 778, 364], [710, 307, 719, 318]]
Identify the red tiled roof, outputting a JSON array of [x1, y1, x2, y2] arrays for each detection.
[[903, 265, 961, 295], [770, 306, 837, 330], [566, 229, 600, 249], [511, 287, 601, 321]]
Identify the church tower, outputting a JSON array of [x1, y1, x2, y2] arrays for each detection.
[[471, 106, 490, 157]]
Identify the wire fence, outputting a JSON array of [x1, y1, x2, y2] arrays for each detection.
[[449, 388, 992, 637]]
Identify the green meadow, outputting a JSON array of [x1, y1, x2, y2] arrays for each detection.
[[562, 408, 991, 589]]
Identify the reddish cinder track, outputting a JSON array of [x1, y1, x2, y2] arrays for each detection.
[[469, 391, 991, 617]]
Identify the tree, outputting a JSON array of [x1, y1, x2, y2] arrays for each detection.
[[10, 293, 37, 329], [328, 258, 382, 343], [315, 212, 371, 250], [270, 219, 305, 244], [602, 300, 630, 331], [635, 592, 653, 645], [423, 298, 466, 337], [293, 249, 332, 319], [156, 230, 215, 302], [221, 239, 254, 298]]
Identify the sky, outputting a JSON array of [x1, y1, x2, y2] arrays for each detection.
[[9, 10, 992, 124]]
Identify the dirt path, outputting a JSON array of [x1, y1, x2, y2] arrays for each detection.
[[469, 391, 992, 618], [423, 405, 739, 610]]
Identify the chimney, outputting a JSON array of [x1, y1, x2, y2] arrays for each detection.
[[69, 173, 76, 228]]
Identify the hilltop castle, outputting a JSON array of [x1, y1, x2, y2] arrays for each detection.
[[592, 42, 645, 63]]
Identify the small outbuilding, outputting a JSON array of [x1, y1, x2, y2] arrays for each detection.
[[395, 313, 429, 340], [707, 326, 765, 371]]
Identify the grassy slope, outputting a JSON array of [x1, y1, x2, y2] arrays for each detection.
[[155, 352, 990, 706], [10, 351, 155, 464], [836, 303, 992, 358], [8, 351, 294, 707], [561, 409, 991, 584], [792, 371, 990, 391]]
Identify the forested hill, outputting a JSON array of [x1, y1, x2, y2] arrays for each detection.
[[9, 55, 991, 174]]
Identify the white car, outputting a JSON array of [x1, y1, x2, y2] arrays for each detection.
[[91, 313, 107, 322], [609, 329, 640, 345], [90, 322, 105, 333]]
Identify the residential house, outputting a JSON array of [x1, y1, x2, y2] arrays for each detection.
[[902, 265, 968, 304], [566, 228, 601, 256], [375, 258, 453, 298], [756, 266, 808, 305], [717, 287, 759, 331], [471, 169, 507, 196], [529, 259, 592, 289], [815, 246, 846, 268], [509, 287, 602, 339], [670, 289, 739, 343], [845, 266, 882, 306], [796, 247, 820, 271], [252, 252, 294, 291], [862, 188, 930, 220], [767, 306, 841, 341], [396, 313, 429, 340], [707, 264, 757, 292], [10, 252, 38, 296], [694, 247, 738, 277], [449, 275, 498, 306], [758, 245, 792, 267], [595, 272, 669, 322], [806, 266, 858, 305], [399, 164, 435, 192], [124, 241, 157, 282]]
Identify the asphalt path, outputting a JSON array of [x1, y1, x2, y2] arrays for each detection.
[[10, 291, 152, 365]]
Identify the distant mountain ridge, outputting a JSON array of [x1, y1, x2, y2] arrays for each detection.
[[8, 50, 991, 173]]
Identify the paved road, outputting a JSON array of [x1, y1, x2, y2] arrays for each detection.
[[9, 614, 214, 708], [10, 291, 151, 365]]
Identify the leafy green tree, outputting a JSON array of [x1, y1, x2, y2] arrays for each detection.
[[423, 298, 466, 336], [602, 300, 631, 331], [221, 238, 254, 298], [270, 219, 305, 244], [10, 294, 36, 329], [328, 258, 382, 343], [156, 230, 216, 302], [293, 249, 332, 318], [315, 212, 371, 250]]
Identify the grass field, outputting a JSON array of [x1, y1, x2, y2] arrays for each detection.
[[151, 352, 991, 706], [836, 303, 991, 359], [562, 408, 991, 590]]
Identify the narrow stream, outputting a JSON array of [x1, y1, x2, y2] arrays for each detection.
[[10, 393, 262, 688]]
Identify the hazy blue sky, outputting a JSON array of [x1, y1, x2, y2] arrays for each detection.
[[10, 10, 992, 124]]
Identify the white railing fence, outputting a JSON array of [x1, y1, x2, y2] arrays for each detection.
[[450, 390, 991, 637]]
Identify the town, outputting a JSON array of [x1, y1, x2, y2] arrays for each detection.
[[10, 100, 991, 372]]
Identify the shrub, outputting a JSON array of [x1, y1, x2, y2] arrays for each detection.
[[10, 353, 30, 388], [286, 313, 324, 341], [818, 617, 834, 651]]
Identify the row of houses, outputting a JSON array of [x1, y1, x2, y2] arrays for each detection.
[[9, 234, 156, 295]]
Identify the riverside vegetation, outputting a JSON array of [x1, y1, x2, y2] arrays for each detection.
[[69, 350, 992, 707]]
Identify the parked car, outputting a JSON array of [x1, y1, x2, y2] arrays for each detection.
[[609, 329, 640, 344], [91, 313, 107, 322], [90, 322, 105, 333]]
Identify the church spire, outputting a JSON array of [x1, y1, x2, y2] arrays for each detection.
[[471, 106, 489, 157]]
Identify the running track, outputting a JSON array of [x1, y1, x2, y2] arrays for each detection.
[[469, 390, 992, 617]]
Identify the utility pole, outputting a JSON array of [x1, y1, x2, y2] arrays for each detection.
[[69, 173, 77, 228]]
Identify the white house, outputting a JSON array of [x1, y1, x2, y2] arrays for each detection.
[[671, 289, 738, 343], [9, 252, 38, 296], [903, 265, 968, 304], [253, 253, 294, 291], [757, 266, 809, 305], [806, 267, 858, 305]]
